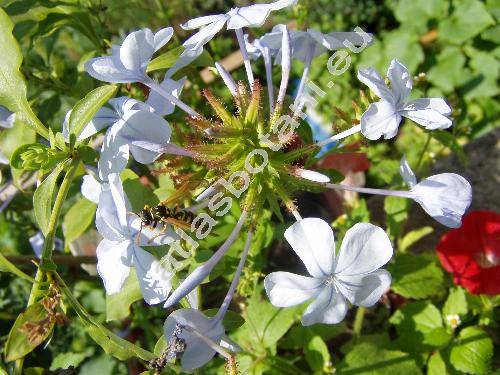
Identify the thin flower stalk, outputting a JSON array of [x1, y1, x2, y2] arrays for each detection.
[[163, 210, 248, 308]]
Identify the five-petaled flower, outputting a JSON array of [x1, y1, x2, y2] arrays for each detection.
[[436, 210, 500, 295], [358, 59, 453, 140], [64, 97, 172, 181], [88, 173, 178, 304], [265, 218, 393, 325]]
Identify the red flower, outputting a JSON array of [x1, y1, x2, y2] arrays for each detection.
[[436, 211, 500, 295]]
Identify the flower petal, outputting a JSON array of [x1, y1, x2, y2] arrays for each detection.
[[301, 285, 348, 326], [220, 335, 242, 352], [153, 27, 173, 52], [336, 269, 391, 307], [96, 238, 132, 295], [183, 18, 227, 51], [98, 125, 130, 180], [81, 174, 102, 204], [132, 245, 172, 305], [95, 187, 127, 241], [360, 100, 401, 140], [84, 55, 137, 83], [401, 107, 452, 130], [181, 14, 225, 30], [284, 218, 336, 277], [296, 168, 330, 183], [334, 223, 393, 276], [399, 155, 417, 188], [0, 105, 15, 128], [404, 98, 452, 116], [119, 28, 155, 71], [411, 173, 472, 228], [357, 67, 394, 103], [146, 77, 186, 116], [387, 59, 412, 105], [118, 110, 172, 164], [164, 309, 224, 371], [79, 106, 118, 141], [264, 272, 324, 307]]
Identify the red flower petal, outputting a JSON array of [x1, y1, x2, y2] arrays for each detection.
[[436, 211, 500, 295]]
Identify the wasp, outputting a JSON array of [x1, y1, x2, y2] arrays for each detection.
[[133, 179, 204, 243]]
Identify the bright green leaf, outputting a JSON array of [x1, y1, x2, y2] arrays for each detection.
[[439, 0, 495, 44], [399, 227, 433, 252], [147, 46, 184, 72], [450, 326, 493, 374], [33, 163, 66, 236], [338, 337, 421, 374], [0, 8, 48, 139], [443, 287, 468, 323], [106, 270, 142, 321], [69, 85, 117, 140], [0, 252, 35, 282], [49, 349, 93, 370], [63, 197, 96, 245], [388, 253, 446, 299]]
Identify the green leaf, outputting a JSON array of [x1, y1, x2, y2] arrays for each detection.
[[85, 322, 155, 361], [390, 301, 451, 354], [388, 253, 446, 299], [0, 8, 48, 139], [432, 130, 466, 164], [33, 163, 66, 236], [4, 302, 54, 362], [106, 270, 142, 321], [384, 30, 424, 73], [147, 46, 184, 72], [427, 351, 460, 375], [338, 337, 421, 374], [399, 227, 433, 252], [427, 47, 469, 93], [233, 292, 298, 354], [305, 335, 331, 373], [450, 326, 493, 374], [384, 195, 411, 240], [391, 0, 448, 32], [68, 85, 117, 140], [49, 349, 93, 370], [121, 169, 159, 212], [0, 252, 35, 282], [439, 0, 495, 44], [0, 117, 36, 162], [443, 287, 468, 322], [63, 197, 96, 245]]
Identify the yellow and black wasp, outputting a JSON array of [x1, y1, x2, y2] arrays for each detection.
[[134, 180, 200, 243]]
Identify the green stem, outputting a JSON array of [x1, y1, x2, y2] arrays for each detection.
[[16, 159, 79, 374], [415, 133, 432, 174], [353, 306, 366, 338]]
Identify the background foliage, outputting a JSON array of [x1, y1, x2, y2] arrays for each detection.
[[0, 0, 498, 373]]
